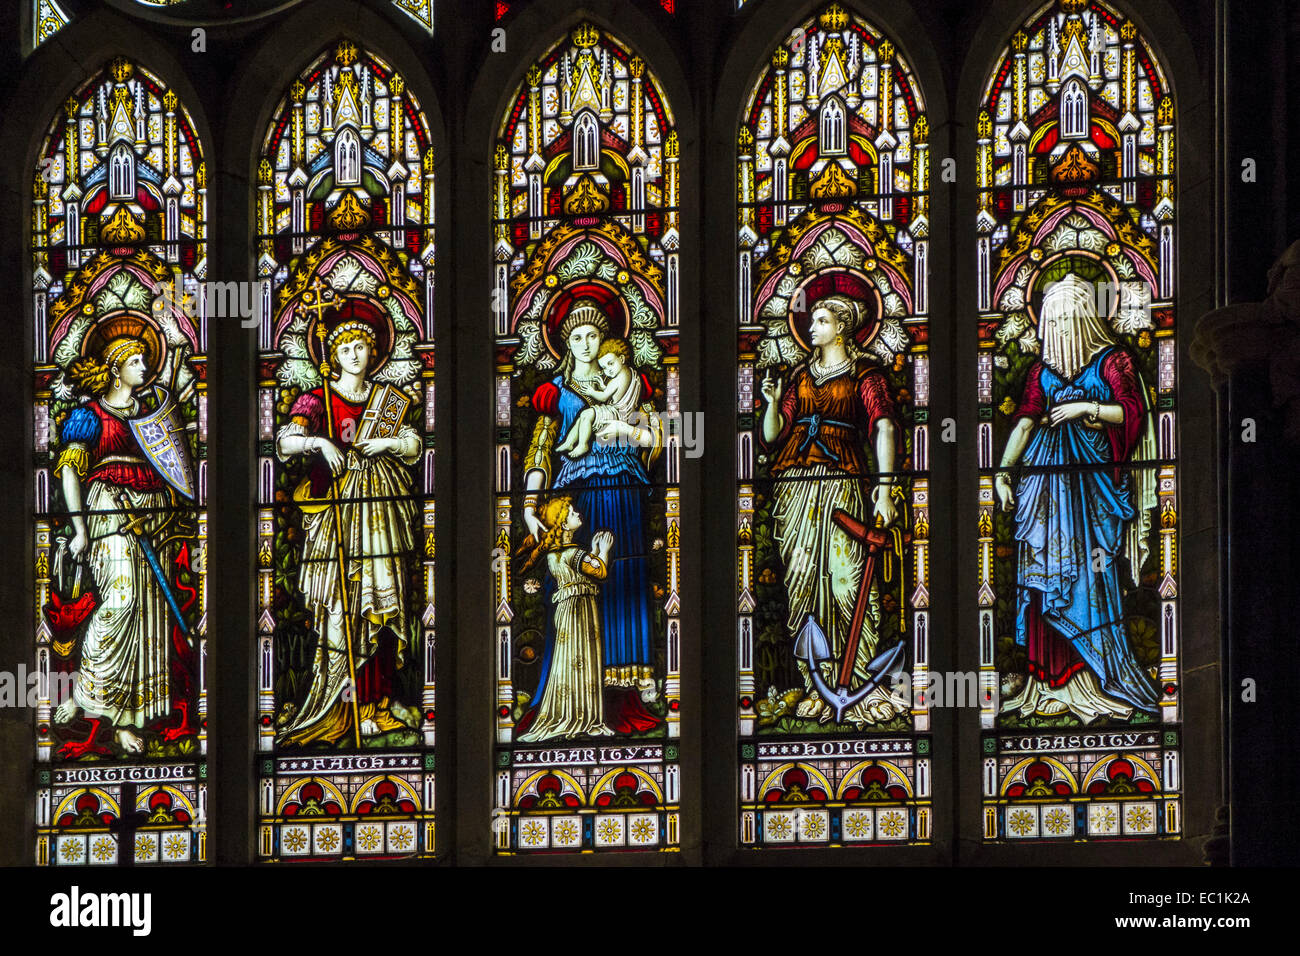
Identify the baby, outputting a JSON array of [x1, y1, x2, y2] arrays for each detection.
[[556, 338, 642, 458]]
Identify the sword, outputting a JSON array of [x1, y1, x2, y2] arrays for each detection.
[[113, 492, 193, 649]]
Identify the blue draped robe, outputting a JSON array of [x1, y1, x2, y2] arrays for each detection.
[[1013, 347, 1160, 714]]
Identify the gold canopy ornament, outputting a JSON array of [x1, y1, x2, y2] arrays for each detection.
[[810, 162, 858, 200], [329, 191, 371, 231], [563, 174, 610, 216], [819, 4, 849, 31], [102, 206, 147, 245], [1051, 142, 1100, 187], [573, 23, 600, 48]]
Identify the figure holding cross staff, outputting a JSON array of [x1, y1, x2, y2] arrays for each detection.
[[274, 283, 422, 747], [760, 295, 908, 728]]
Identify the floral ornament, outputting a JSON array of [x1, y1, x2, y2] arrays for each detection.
[[753, 222, 912, 372], [512, 239, 665, 374], [878, 810, 907, 838], [520, 819, 546, 847], [1044, 807, 1071, 835], [1090, 805, 1118, 832], [282, 827, 308, 852], [315, 827, 341, 852], [597, 818, 623, 843], [994, 211, 1158, 357], [630, 817, 657, 844], [1008, 808, 1036, 837], [766, 814, 793, 839], [91, 836, 116, 861], [1126, 804, 1154, 831], [389, 824, 415, 851], [843, 811, 871, 839], [274, 248, 424, 392], [801, 813, 827, 839], [553, 819, 579, 844], [357, 826, 383, 851], [59, 839, 85, 863], [164, 833, 188, 859]]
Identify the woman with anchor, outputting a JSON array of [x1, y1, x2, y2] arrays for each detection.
[[760, 295, 902, 727]]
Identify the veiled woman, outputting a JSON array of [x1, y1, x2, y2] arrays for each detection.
[[53, 323, 190, 756], [520, 299, 662, 735], [275, 303, 421, 745], [760, 295, 902, 727], [995, 274, 1160, 721]]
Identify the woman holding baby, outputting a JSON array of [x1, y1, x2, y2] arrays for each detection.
[[521, 299, 663, 737]]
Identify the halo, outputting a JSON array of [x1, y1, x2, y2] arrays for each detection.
[[1026, 252, 1118, 326], [80, 310, 165, 386], [541, 281, 631, 359], [304, 295, 395, 375], [787, 270, 883, 354]]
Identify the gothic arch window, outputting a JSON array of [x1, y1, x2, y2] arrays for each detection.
[[819, 95, 847, 155], [334, 126, 362, 186], [254, 39, 436, 861], [491, 22, 683, 855], [573, 110, 600, 170], [975, 1, 1181, 842], [109, 142, 135, 200], [736, 3, 932, 849], [1061, 78, 1089, 138], [32, 57, 209, 866]]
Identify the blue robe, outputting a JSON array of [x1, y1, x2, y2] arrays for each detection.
[[531, 375, 654, 701], [1013, 347, 1160, 714]]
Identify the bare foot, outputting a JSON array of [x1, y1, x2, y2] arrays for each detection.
[[796, 695, 824, 720], [389, 700, 420, 729], [116, 729, 144, 753], [55, 698, 80, 723], [360, 718, 379, 736]]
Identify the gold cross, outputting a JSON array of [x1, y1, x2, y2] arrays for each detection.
[[301, 277, 338, 332], [301, 277, 338, 372]]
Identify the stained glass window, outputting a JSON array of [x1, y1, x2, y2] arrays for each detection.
[[975, 0, 1180, 841], [491, 22, 682, 854], [32, 0, 70, 49], [33, 57, 209, 865], [736, 2, 932, 848], [255, 40, 436, 861], [392, 0, 434, 33]]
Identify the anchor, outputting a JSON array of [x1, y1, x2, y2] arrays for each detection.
[[792, 508, 908, 723]]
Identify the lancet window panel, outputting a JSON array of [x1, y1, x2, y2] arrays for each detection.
[[31, 57, 210, 866], [736, 3, 933, 850], [490, 22, 683, 856], [254, 39, 437, 862], [974, 0, 1181, 843]]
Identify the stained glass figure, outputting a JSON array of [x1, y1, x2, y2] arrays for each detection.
[[255, 40, 436, 861], [491, 23, 682, 854], [33, 58, 209, 865], [736, 3, 932, 848], [975, 0, 1181, 841]]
